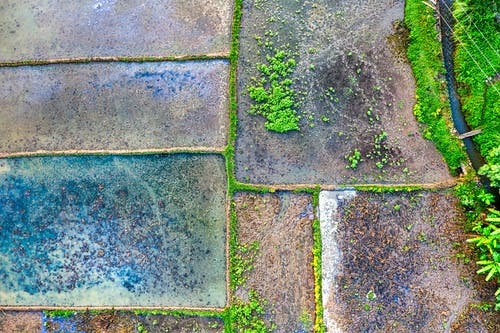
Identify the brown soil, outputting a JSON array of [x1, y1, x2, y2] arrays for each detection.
[[235, 0, 451, 184], [322, 190, 500, 332], [0, 311, 42, 333], [234, 192, 316, 332], [44, 312, 223, 333]]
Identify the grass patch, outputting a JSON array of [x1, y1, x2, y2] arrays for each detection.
[[312, 187, 326, 333], [225, 0, 243, 195], [405, 0, 467, 171], [0, 54, 229, 67], [453, 0, 500, 158]]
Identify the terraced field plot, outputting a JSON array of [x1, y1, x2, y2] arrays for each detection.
[[235, 0, 451, 184], [0, 154, 227, 307], [0, 0, 233, 61], [0, 0, 498, 331], [0, 61, 229, 156], [319, 190, 500, 332]]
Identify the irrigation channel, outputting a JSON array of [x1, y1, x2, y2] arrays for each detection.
[[437, 0, 499, 203]]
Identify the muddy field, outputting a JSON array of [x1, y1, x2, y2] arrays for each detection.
[[234, 192, 316, 333], [0, 311, 224, 333], [319, 190, 500, 332], [0, 0, 233, 61], [0, 61, 229, 155], [235, 0, 451, 184]]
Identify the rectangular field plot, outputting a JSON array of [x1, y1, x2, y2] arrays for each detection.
[[0, 154, 227, 307], [235, 0, 451, 185], [0, 0, 232, 61], [0, 61, 229, 155]]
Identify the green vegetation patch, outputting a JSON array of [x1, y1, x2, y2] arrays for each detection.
[[453, 0, 500, 158], [248, 49, 300, 133], [312, 188, 326, 333], [405, 0, 467, 171]]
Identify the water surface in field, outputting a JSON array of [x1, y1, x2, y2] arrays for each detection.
[[0, 154, 227, 307]]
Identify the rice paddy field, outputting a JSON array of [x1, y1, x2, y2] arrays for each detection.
[[0, 0, 498, 332]]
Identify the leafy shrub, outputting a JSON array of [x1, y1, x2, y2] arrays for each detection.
[[479, 146, 500, 190], [405, 0, 467, 171], [467, 208, 500, 310]]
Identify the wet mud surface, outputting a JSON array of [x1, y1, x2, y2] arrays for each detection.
[[319, 190, 500, 332], [234, 192, 315, 333], [0, 154, 227, 307], [235, 0, 451, 184], [0, 311, 225, 333], [0, 0, 233, 61], [0, 311, 42, 333], [0, 61, 229, 154], [43, 312, 224, 333]]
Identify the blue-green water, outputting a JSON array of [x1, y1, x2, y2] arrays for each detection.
[[0, 154, 227, 307]]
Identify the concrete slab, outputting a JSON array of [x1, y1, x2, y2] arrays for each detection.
[[0, 0, 233, 61], [0, 154, 227, 307], [0, 61, 229, 155]]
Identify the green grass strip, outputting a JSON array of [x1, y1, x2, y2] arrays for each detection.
[[405, 0, 467, 172], [312, 186, 325, 333], [225, 0, 243, 196], [44, 308, 223, 318]]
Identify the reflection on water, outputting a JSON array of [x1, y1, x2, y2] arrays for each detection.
[[0, 154, 226, 307]]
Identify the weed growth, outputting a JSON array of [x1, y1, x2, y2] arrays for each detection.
[[248, 49, 300, 132]]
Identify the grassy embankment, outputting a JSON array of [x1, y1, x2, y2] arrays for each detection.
[[407, 0, 500, 310], [405, 0, 467, 173], [452, 0, 500, 310]]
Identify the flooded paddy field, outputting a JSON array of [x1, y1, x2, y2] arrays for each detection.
[[0, 61, 229, 155], [319, 190, 500, 332], [0, 0, 233, 61], [235, 0, 451, 184], [0, 154, 227, 307]]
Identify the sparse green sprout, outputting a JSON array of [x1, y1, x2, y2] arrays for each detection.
[[346, 149, 362, 169]]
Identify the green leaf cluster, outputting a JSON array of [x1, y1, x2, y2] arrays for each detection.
[[467, 209, 500, 310], [227, 290, 273, 333], [248, 49, 300, 133], [479, 146, 500, 191]]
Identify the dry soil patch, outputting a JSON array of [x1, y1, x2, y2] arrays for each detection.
[[320, 190, 500, 332], [234, 192, 315, 333]]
